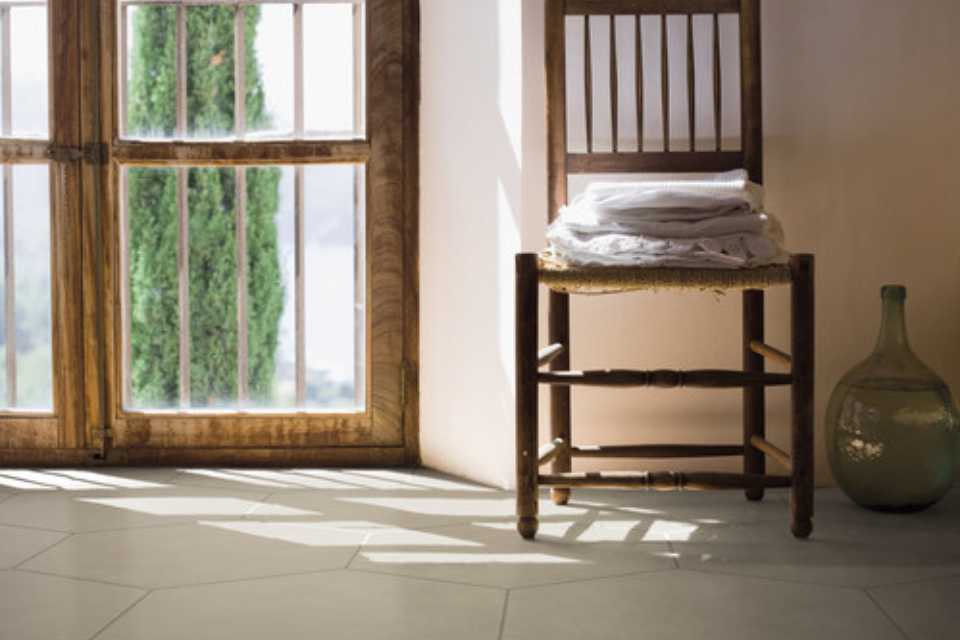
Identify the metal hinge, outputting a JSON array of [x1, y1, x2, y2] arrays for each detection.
[[90, 424, 113, 461], [46, 142, 108, 164]]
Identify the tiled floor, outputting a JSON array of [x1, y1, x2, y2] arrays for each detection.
[[0, 468, 958, 639]]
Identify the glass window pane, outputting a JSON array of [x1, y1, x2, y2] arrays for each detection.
[[0, 164, 52, 411], [125, 5, 177, 139], [248, 5, 293, 138], [303, 164, 364, 411], [246, 166, 295, 408], [125, 167, 180, 410], [5, 4, 49, 138], [121, 1, 364, 141], [123, 164, 365, 413], [303, 2, 363, 137]]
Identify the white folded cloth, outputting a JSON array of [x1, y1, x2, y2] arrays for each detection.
[[546, 170, 787, 269]]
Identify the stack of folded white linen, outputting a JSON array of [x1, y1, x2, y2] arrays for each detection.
[[545, 169, 787, 269]]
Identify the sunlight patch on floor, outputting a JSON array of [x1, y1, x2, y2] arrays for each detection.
[[77, 496, 319, 517], [359, 552, 583, 565]]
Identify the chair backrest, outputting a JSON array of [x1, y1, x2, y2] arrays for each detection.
[[546, 0, 762, 220]]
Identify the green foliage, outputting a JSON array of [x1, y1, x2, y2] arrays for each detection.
[[128, 6, 282, 407]]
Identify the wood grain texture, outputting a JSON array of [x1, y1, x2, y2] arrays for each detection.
[[539, 369, 792, 388], [571, 444, 743, 458], [567, 150, 743, 173], [516, 254, 539, 539], [564, 0, 740, 15], [539, 471, 792, 490], [0, 0, 419, 467], [740, 0, 762, 182], [548, 291, 572, 506], [790, 254, 815, 538], [743, 289, 765, 500], [545, 0, 568, 220], [749, 435, 792, 473]]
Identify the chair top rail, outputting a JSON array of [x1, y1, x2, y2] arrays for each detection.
[[563, 0, 740, 15]]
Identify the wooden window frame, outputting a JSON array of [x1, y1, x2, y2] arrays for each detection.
[[0, 0, 419, 466]]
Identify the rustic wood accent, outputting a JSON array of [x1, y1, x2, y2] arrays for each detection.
[[516, 254, 539, 539], [0, 445, 407, 468], [749, 340, 792, 367], [540, 471, 792, 490], [686, 12, 695, 151], [743, 289, 765, 500], [0, 0, 420, 465], [740, 0, 762, 182], [538, 438, 566, 466], [584, 15, 593, 153], [567, 150, 743, 173], [548, 291, 572, 506], [571, 444, 743, 458], [518, 0, 814, 539], [537, 342, 566, 368], [112, 140, 371, 166], [790, 254, 815, 538], [750, 435, 792, 473], [634, 14, 643, 151], [712, 12, 721, 151], [565, 0, 740, 14], [609, 15, 618, 153], [660, 13, 668, 150], [538, 369, 792, 388]]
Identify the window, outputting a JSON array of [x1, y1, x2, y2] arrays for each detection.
[[0, 0, 418, 464]]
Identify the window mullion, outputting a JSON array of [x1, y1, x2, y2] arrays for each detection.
[[2, 7, 15, 408], [293, 2, 305, 406]]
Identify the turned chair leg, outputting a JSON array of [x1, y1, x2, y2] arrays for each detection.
[[549, 291, 572, 506], [790, 255, 815, 539], [743, 289, 766, 501], [516, 254, 539, 539]]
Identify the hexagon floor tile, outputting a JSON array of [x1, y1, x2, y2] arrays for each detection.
[[349, 521, 675, 588], [503, 570, 904, 640], [0, 524, 67, 569], [0, 570, 143, 640], [673, 517, 960, 587], [869, 573, 960, 640], [22, 520, 368, 588], [96, 570, 504, 640]]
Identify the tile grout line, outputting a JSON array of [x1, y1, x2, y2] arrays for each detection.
[[679, 566, 878, 592], [88, 589, 153, 640], [152, 567, 348, 592], [346, 565, 509, 592], [14, 567, 144, 591], [497, 590, 511, 640], [13, 532, 74, 569], [859, 569, 960, 592], [863, 589, 912, 640], [507, 566, 679, 592]]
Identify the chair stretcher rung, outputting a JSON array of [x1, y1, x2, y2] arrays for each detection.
[[537, 369, 792, 388], [538, 471, 792, 491], [571, 444, 743, 458]]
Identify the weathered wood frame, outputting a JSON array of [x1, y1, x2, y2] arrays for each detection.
[[0, 0, 420, 466], [518, 0, 814, 540]]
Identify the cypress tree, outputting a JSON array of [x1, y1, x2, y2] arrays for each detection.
[[127, 6, 283, 407]]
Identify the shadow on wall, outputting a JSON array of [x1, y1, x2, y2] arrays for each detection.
[[420, 0, 524, 487]]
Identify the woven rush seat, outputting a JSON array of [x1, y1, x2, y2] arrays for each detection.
[[537, 252, 793, 294]]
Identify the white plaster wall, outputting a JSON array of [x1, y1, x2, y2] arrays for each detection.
[[420, 0, 960, 487]]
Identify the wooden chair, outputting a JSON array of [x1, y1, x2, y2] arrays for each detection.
[[516, 0, 814, 539]]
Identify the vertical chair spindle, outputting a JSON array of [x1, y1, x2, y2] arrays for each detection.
[[516, 254, 540, 540], [743, 289, 765, 500]]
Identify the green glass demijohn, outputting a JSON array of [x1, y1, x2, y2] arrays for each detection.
[[826, 285, 958, 511]]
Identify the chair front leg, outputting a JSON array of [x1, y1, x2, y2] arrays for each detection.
[[516, 253, 540, 540], [790, 254, 815, 539]]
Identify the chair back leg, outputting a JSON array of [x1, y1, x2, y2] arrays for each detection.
[[790, 254, 815, 538], [743, 289, 766, 500], [549, 290, 572, 505]]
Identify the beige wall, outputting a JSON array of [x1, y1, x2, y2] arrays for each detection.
[[420, 0, 960, 487]]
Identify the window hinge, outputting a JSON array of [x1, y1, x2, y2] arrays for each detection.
[[90, 424, 114, 461], [46, 142, 108, 165]]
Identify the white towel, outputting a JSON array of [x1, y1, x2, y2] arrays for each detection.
[[546, 170, 786, 269], [575, 169, 764, 224]]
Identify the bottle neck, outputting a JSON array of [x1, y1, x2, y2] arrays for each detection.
[[874, 287, 910, 355]]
